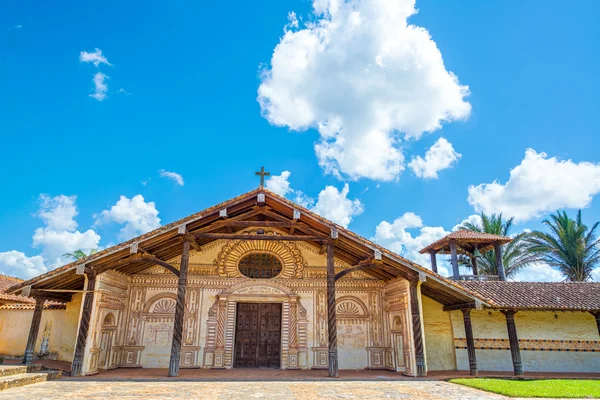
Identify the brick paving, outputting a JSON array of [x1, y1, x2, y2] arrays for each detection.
[[1, 380, 508, 399]]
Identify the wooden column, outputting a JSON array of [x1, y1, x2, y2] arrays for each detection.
[[449, 240, 460, 280], [71, 270, 96, 376], [168, 240, 190, 377], [461, 309, 478, 375], [591, 312, 600, 336], [409, 279, 426, 376], [494, 242, 506, 281], [471, 257, 478, 276], [502, 310, 523, 376], [326, 239, 339, 377], [429, 251, 438, 274], [22, 296, 46, 364]]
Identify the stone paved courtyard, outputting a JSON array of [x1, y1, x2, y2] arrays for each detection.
[[1, 380, 509, 400]]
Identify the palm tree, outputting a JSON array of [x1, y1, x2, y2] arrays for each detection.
[[63, 249, 97, 261], [528, 210, 600, 281], [457, 213, 536, 278]]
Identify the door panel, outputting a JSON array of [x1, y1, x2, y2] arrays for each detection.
[[234, 303, 281, 368]]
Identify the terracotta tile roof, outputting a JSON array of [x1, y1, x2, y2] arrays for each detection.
[[458, 281, 600, 311], [419, 229, 512, 254], [0, 274, 35, 304]]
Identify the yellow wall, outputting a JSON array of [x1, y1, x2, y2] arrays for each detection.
[[450, 309, 600, 373], [0, 293, 81, 362], [421, 295, 456, 371]]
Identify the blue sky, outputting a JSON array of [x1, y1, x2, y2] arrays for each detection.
[[1, 0, 599, 281]]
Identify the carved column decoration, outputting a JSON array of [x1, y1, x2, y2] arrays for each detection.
[[461, 308, 478, 375], [71, 270, 97, 376], [502, 310, 523, 376], [22, 296, 46, 364], [449, 240, 459, 280], [494, 242, 506, 281], [168, 240, 190, 377], [429, 251, 438, 274], [592, 312, 600, 337], [409, 279, 426, 376], [326, 239, 339, 377]]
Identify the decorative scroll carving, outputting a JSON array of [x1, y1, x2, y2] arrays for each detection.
[[214, 230, 305, 278], [153, 299, 176, 314]]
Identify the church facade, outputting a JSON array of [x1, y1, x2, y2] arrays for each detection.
[[1, 188, 599, 376]]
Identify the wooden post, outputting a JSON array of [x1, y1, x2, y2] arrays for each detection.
[[429, 251, 438, 274], [326, 239, 339, 377], [22, 296, 45, 364], [409, 279, 426, 376], [471, 257, 478, 276], [449, 240, 460, 280], [168, 240, 190, 377], [461, 309, 478, 375], [494, 242, 506, 281], [71, 270, 96, 376], [591, 312, 600, 336], [502, 310, 523, 376]]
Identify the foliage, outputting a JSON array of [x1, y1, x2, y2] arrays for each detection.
[[528, 210, 600, 282], [450, 378, 600, 398], [457, 213, 535, 277], [62, 249, 97, 261]]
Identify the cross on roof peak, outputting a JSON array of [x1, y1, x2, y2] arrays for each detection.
[[255, 166, 270, 188]]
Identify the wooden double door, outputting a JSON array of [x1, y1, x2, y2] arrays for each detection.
[[234, 303, 282, 368]]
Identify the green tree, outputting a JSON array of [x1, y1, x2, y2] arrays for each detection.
[[63, 249, 97, 261], [458, 213, 536, 278], [528, 210, 600, 281]]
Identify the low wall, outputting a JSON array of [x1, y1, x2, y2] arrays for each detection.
[[451, 309, 599, 373]]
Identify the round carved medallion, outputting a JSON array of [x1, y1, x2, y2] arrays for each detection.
[[215, 231, 305, 278]]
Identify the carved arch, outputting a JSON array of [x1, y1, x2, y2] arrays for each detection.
[[336, 296, 369, 319], [143, 292, 177, 313], [103, 312, 115, 327], [215, 231, 305, 278]]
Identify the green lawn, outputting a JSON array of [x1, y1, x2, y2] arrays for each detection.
[[449, 378, 600, 398]]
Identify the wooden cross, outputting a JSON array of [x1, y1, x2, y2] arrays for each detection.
[[255, 166, 270, 188]]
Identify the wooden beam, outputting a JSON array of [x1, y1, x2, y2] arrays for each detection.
[[326, 239, 338, 378], [443, 302, 476, 312], [168, 240, 190, 377], [429, 251, 438, 274], [194, 232, 327, 242], [449, 240, 459, 280], [29, 288, 72, 303], [461, 309, 478, 376], [96, 252, 180, 277], [71, 270, 96, 376], [409, 279, 427, 376], [502, 310, 523, 376], [220, 221, 295, 228], [22, 297, 45, 364]]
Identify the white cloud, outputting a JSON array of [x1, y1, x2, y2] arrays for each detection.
[[311, 184, 363, 227], [409, 138, 461, 179], [79, 48, 112, 67], [118, 88, 132, 96], [159, 169, 184, 186], [96, 195, 161, 240], [0, 195, 101, 279], [0, 251, 47, 279], [592, 268, 600, 282], [89, 72, 109, 101], [258, 0, 471, 181], [512, 263, 564, 282], [373, 212, 450, 275], [468, 149, 600, 222], [266, 171, 293, 196], [452, 214, 482, 231]]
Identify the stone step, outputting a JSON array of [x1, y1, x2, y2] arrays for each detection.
[[0, 370, 61, 391], [0, 364, 43, 377]]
